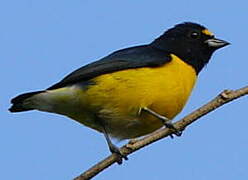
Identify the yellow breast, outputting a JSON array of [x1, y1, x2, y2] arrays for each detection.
[[74, 54, 197, 139]]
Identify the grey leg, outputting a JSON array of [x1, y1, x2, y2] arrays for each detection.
[[99, 120, 128, 164], [142, 107, 182, 138]]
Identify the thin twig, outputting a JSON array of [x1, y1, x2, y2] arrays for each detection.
[[74, 86, 248, 180]]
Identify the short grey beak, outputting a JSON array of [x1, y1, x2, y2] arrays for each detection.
[[205, 38, 230, 49]]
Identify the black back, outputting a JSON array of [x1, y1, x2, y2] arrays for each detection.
[[48, 45, 171, 90]]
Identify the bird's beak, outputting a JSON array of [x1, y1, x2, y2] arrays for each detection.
[[205, 38, 230, 49]]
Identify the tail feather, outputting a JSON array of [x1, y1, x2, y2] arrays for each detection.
[[9, 91, 44, 112]]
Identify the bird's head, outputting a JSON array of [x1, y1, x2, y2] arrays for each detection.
[[151, 22, 230, 74]]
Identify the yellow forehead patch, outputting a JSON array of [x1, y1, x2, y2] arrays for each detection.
[[202, 29, 214, 36]]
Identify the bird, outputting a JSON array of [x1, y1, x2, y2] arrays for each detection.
[[9, 22, 229, 164]]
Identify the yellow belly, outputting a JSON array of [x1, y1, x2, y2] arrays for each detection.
[[41, 54, 197, 139], [67, 54, 197, 139]]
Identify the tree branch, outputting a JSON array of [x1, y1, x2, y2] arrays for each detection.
[[74, 86, 248, 180]]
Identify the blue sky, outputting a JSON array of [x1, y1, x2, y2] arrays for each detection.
[[1, 0, 248, 180]]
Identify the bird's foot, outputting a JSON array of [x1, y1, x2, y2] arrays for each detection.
[[163, 120, 183, 138], [142, 107, 182, 138], [109, 144, 128, 165]]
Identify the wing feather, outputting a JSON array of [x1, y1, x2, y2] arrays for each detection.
[[48, 45, 171, 90]]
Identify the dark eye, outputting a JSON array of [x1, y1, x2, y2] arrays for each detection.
[[190, 32, 200, 39]]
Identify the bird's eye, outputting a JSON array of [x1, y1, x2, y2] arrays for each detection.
[[190, 32, 200, 39]]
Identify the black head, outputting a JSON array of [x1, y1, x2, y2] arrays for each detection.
[[151, 22, 230, 74]]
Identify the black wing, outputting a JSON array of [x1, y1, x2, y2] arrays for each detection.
[[48, 45, 171, 90]]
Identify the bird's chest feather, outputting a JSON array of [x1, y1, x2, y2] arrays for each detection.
[[80, 54, 197, 138]]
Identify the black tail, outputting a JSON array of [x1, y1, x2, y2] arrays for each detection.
[[9, 91, 44, 112]]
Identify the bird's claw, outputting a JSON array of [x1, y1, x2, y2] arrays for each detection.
[[110, 145, 128, 165], [164, 121, 183, 138]]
